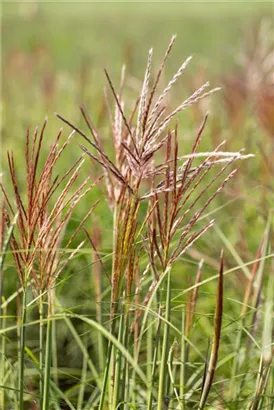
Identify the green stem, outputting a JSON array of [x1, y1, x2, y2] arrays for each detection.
[[42, 299, 53, 410], [113, 312, 124, 409], [229, 322, 243, 399], [96, 300, 105, 377], [179, 309, 185, 410], [146, 315, 153, 405], [121, 312, 130, 409], [39, 293, 44, 410], [1, 300, 7, 410], [77, 337, 88, 410], [51, 289, 59, 388], [147, 306, 162, 410], [99, 205, 118, 410], [157, 268, 171, 410], [19, 290, 27, 410], [98, 305, 118, 410], [130, 268, 162, 402], [93, 250, 105, 376]]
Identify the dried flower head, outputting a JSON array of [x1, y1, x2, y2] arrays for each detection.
[[1, 119, 101, 295]]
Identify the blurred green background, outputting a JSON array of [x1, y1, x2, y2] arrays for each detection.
[[2, 1, 272, 134]]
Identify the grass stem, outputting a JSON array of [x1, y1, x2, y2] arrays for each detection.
[[19, 289, 27, 410], [179, 308, 185, 410], [1, 300, 7, 410], [42, 299, 53, 410], [39, 293, 45, 410], [157, 267, 171, 410]]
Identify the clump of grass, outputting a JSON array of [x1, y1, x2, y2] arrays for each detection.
[[56, 36, 253, 409], [1, 121, 101, 409], [1, 36, 268, 410]]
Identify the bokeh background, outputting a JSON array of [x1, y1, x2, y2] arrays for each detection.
[[2, 1, 273, 138]]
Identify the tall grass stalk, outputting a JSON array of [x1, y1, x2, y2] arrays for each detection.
[[198, 251, 223, 410], [157, 268, 171, 410], [146, 315, 153, 405], [147, 306, 162, 410], [51, 290, 59, 388], [1, 301, 7, 410], [18, 287, 27, 410], [39, 292, 45, 409], [77, 337, 88, 410], [87, 225, 105, 374], [112, 311, 124, 409], [98, 310, 118, 410], [42, 291, 54, 410], [179, 308, 185, 410], [120, 309, 130, 408]]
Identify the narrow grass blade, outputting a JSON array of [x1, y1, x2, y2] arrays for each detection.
[[147, 306, 162, 410], [179, 308, 185, 410], [157, 268, 171, 410], [19, 289, 27, 410], [0, 301, 7, 410], [112, 313, 124, 409], [198, 251, 224, 409], [168, 340, 182, 409], [77, 338, 88, 410], [42, 313, 52, 410]]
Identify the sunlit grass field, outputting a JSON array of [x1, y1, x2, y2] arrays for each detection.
[[1, 2, 273, 409]]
